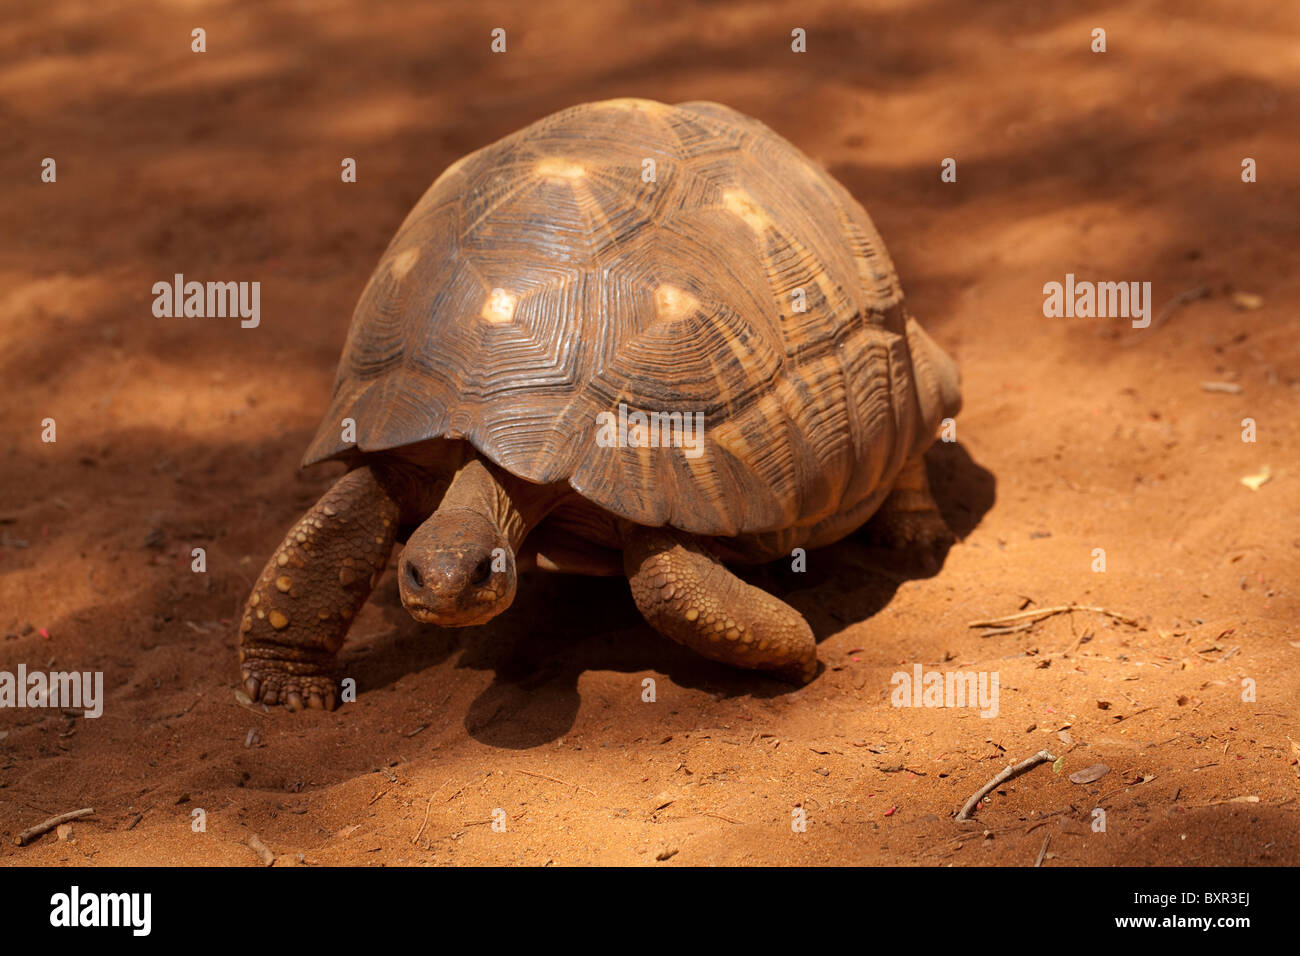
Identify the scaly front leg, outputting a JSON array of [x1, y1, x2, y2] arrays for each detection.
[[622, 525, 818, 684], [239, 466, 400, 710]]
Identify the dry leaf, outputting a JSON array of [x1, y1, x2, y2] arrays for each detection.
[[1068, 764, 1111, 785]]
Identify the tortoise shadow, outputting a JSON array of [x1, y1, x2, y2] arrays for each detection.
[[430, 440, 995, 749], [745, 440, 995, 641]]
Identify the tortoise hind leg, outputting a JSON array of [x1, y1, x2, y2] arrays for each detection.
[[863, 454, 954, 552], [622, 526, 817, 684], [239, 466, 400, 710]]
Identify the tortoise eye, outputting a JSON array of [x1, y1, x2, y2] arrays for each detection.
[[471, 556, 493, 586]]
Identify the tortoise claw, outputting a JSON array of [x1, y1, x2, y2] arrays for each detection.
[[237, 659, 340, 712]]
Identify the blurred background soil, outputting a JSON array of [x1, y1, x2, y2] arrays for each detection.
[[1, 0, 1297, 865]]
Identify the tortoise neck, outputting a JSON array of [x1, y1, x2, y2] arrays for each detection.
[[437, 456, 564, 551]]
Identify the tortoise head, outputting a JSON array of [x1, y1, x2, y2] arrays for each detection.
[[398, 507, 517, 627]]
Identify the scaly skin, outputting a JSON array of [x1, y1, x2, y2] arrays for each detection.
[[238, 466, 399, 711], [622, 525, 818, 684], [862, 454, 954, 552]]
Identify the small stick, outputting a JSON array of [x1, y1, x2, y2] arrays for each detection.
[[1122, 284, 1210, 344], [412, 794, 436, 844], [516, 768, 597, 797], [14, 808, 94, 846], [955, 751, 1056, 821], [1094, 788, 1124, 806], [408, 779, 452, 845], [123, 813, 143, 831], [968, 604, 1139, 629], [700, 810, 744, 825], [444, 778, 475, 804], [247, 833, 275, 866], [976, 621, 1038, 638], [1198, 795, 1259, 807], [1094, 782, 1140, 806], [1113, 706, 1156, 723], [1061, 630, 1092, 658], [1033, 833, 1051, 867], [1023, 809, 1070, 833]]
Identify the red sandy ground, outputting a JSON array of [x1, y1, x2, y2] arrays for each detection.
[[1, 0, 1297, 866]]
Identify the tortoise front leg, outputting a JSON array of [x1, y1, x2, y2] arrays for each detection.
[[239, 466, 400, 710], [622, 526, 817, 684]]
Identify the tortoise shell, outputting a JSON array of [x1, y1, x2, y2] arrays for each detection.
[[304, 98, 956, 538]]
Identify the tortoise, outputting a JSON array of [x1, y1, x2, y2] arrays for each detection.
[[238, 98, 961, 710]]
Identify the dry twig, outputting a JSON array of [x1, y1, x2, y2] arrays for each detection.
[[413, 794, 436, 845], [699, 810, 744, 825], [1033, 833, 1051, 867], [516, 768, 597, 797], [1122, 284, 1210, 343], [14, 808, 94, 846], [955, 751, 1056, 821], [969, 604, 1140, 631]]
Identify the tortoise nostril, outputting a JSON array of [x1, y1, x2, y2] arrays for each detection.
[[405, 561, 424, 590], [471, 556, 493, 586]]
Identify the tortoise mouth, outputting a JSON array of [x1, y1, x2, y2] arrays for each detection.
[[402, 589, 510, 627]]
